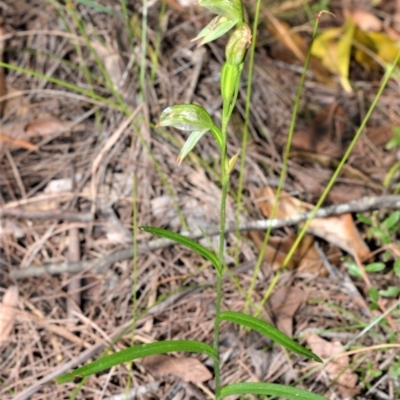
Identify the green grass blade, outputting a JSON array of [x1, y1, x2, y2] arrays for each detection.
[[140, 226, 221, 274], [55, 340, 217, 384], [220, 311, 322, 362], [219, 383, 328, 400]]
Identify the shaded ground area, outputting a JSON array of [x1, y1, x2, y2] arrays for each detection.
[[1, 0, 400, 399]]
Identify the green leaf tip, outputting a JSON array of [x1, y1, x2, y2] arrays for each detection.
[[220, 311, 322, 363], [55, 340, 217, 384], [218, 382, 328, 400], [177, 129, 208, 163], [139, 226, 222, 275]]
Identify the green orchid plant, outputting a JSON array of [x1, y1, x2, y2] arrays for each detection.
[[55, 1, 325, 398]]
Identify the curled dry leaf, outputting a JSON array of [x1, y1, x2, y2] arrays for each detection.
[[142, 354, 212, 383], [352, 9, 382, 32], [248, 231, 332, 275], [266, 13, 332, 85], [0, 118, 78, 151], [269, 286, 308, 337], [91, 41, 125, 91], [306, 335, 360, 398], [255, 187, 370, 260], [0, 286, 19, 341]]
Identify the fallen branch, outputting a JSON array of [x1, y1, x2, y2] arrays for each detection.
[[10, 195, 400, 279], [12, 262, 254, 400], [0, 208, 93, 222]]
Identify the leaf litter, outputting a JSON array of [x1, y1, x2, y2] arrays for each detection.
[[1, 1, 400, 399]]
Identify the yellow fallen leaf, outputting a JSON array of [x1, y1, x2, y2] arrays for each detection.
[[367, 31, 400, 64], [353, 27, 380, 71], [312, 26, 342, 59], [337, 17, 355, 92]]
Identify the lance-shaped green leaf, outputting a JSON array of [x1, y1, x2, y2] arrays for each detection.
[[225, 22, 251, 65], [140, 226, 222, 275], [158, 104, 213, 132], [56, 340, 217, 384], [193, 16, 237, 46], [220, 311, 322, 362], [218, 383, 328, 400], [177, 129, 208, 164], [198, 0, 243, 22]]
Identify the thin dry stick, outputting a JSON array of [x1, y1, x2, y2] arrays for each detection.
[[9, 194, 400, 279], [67, 227, 81, 324], [12, 288, 201, 400], [0, 208, 93, 222], [90, 105, 142, 214]]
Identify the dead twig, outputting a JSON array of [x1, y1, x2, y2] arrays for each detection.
[[10, 195, 400, 279], [0, 207, 93, 222], [90, 106, 142, 214], [12, 261, 254, 400]]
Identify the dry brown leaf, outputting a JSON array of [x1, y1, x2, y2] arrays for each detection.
[[269, 286, 308, 337], [385, 25, 400, 41], [92, 41, 125, 91], [352, 9, 382, 32], [142, 354, 212, 383], [248, 231, 327, 275], [306, 335, 360, 398], [24, 119, 70, 135], [0, 286, 19, 341], [266, 14, 332, 85], [0, 118, 75, 151], [3, 86, 31, 117], [0, 133, 38, 151], [307, 213, 369, 259], [255, 187, 370, 259]]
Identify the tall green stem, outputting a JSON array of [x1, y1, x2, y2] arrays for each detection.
[[215, 127, 229, 397]]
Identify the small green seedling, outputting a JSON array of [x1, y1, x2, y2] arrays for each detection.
[[55, 1, 325, 399], [385, 126, 400, 151], [353, 210, 400, 308]]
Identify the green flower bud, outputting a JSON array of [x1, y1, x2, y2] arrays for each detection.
[[198, 0, 243, 23], [225, 22, 252, 65], [158, 104, 213, 132], [220, 62, 240, 104]]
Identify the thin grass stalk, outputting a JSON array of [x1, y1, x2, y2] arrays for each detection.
[[245, 13, 322, 315], [140, 0, 148, 101], [151, 0, 168, 83], [132, 173, 138, 346], [255, 50, 400, 316], [214, 119, 230, 397], [62, 0, 101, 126], [235, 0, 262, 265], [281, 51, 400, 268]]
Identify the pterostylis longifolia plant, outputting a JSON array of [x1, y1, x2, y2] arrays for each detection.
[[55, 1, 325, 398]]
